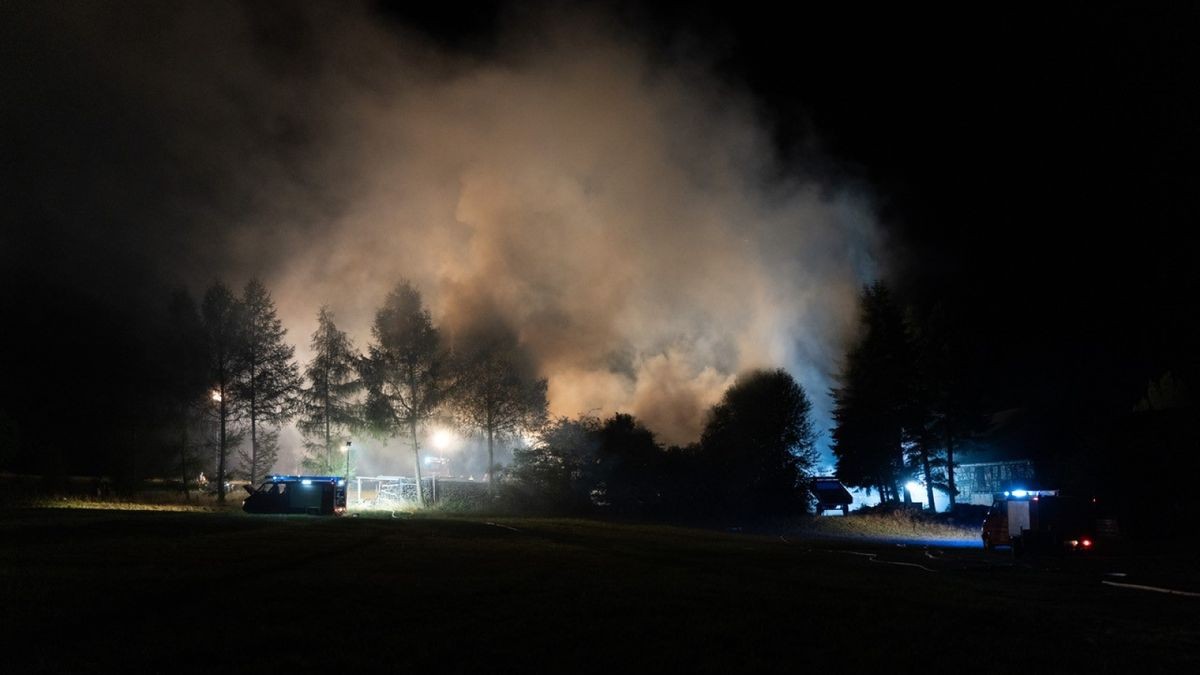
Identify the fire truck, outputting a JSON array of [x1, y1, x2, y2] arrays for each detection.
[[981, 489, 1100, 554], [242, 475, 347, 515]]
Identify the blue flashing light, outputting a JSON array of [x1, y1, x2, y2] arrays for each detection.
[[265, 475, 342, 484], [1010, 489, 1028, 498]]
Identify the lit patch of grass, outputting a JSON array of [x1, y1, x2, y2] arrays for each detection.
[[797, 510, 979, 543], [28, 497, 226, 512]]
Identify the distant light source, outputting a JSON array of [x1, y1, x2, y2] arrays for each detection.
[[431, 428, 453, 451], [1011, 489, 1029, 498], [905, 481, 921, 494], [210, 390, 222, 403]]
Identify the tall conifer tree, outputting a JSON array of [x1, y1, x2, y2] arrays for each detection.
[[298, 307, 362, 474], [235, 279, 300, 484]]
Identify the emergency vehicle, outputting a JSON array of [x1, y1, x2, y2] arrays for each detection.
[[981, 489, 1097, 553], [242, 475, 347, 515]]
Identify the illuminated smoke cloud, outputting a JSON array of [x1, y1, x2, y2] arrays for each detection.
[[23, 2, 879, 456]]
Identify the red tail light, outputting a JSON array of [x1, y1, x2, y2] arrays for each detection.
[[1082, 539, 1093, 547]]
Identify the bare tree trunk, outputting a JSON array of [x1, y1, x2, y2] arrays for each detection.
[[922, 446, 936, 512], [248, 357, 259, 485], [250, 396, 258, 485], [179, 420, 190, 501], [217, 385, 227, 503], [411, 419, 424, 504], [945, 427, 957, 509], [486, 410, 495, 491], [324, 363, 332, 474], [324, 390, 331, 474]]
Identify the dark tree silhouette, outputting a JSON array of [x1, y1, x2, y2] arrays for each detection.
[[593, 413, 664, 514], [234, 279, 300, 485], [361, 282, 452, 504], [700, 368, 817, 516], [451, 330, 548, 489], [298, 307, 363, 475], [156, 288, 209, 498], [831, 282, 912, 503], [508, 415, 601, 513], [201, 282, 244, 502], [909, 302, 987, 508]]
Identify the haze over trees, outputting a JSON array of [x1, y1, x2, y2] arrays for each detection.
[[1, 272, 823, 519]]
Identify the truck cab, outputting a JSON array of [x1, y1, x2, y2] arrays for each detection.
[[242, 475, 347, 515]]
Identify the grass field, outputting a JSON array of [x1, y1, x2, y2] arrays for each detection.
[[790, 509, 983, 546], [1, 508, 1197, 673]]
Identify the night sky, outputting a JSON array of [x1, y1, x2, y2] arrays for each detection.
[[3, 1, 1198, 469], [644, 2, 1200, 412]]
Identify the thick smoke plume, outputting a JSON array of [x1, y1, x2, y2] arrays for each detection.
[[6, 2, 878, 463]]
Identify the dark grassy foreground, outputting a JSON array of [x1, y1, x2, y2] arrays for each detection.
[[1, 509, 1197, 673]]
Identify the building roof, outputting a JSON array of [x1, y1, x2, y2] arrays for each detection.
[[809, 477, 853, 505]]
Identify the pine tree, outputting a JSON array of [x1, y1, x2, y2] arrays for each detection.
[[361, 282, 453, 504], [234, 279, 301, 486], [298, 307, 363, 475]]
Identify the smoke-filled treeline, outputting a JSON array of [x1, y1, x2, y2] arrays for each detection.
[[506, 368, 817, 517], [0, 270, 825, 511], [1, 1, 879, 481], [0, 274, 821, 516]]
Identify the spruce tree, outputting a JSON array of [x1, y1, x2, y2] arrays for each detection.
[[234, 279, 300, 485], [298, 307, 363, 475]]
